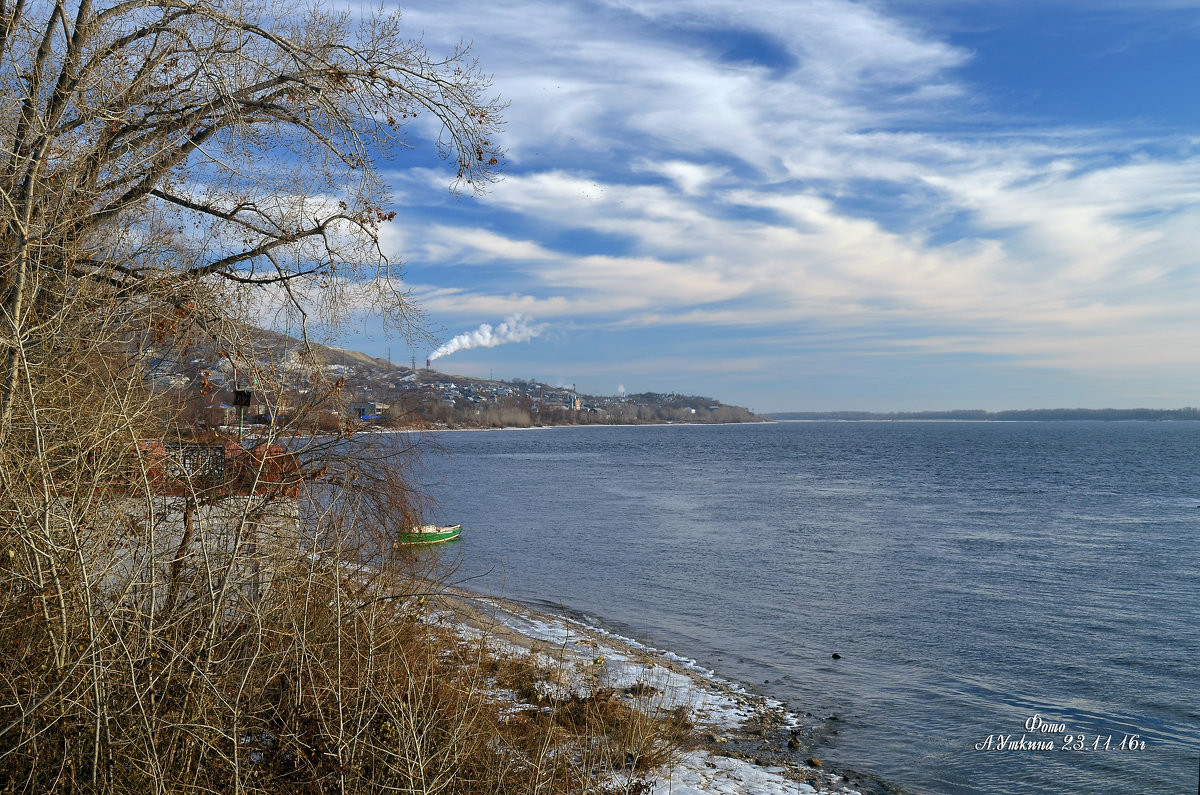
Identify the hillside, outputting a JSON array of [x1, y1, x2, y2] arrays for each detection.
[[149, 330, 765, 430]]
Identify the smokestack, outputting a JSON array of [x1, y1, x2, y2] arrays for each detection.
[[426, 358, 431, 370]]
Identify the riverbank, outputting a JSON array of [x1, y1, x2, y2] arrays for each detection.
[[430, 586, 896, 795]]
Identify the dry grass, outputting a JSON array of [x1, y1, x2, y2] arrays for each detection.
[[482, 640, 695, 783], [0, 497, 692, 794], [0, 0, 688, 786], [0, 286, 691, 793]]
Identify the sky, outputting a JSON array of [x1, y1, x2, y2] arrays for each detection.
[[331, 0, 1200, 413]]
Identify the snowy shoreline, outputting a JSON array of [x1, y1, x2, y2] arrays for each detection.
[[430, 586, 895, 795]]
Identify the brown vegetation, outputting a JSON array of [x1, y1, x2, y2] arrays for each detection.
[[0, 2, 691, 790]]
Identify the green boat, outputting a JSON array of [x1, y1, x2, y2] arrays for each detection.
[[399, 524, 462, 546]]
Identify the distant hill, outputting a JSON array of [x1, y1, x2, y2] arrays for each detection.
[[767, 408, 1200, 422], [146, 330, 766, 430]]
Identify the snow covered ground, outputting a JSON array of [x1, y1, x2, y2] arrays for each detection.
[[432, 590, 874, 795], [651, 751, 853, 795]]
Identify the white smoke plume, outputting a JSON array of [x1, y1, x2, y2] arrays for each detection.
[[429, 313, 547, 361]]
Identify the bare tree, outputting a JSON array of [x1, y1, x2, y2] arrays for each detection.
[[0, 3, 692, 790], [0, 0, 502, 438], [0, 2, 524, 791]]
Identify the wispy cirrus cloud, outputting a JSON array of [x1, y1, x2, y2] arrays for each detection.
[[357, 0, 1200, 409]]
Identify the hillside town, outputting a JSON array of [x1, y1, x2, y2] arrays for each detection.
[[152, 334, 763, 431]]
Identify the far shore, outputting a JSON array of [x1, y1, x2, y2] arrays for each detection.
[[393, 419, 775, 433]]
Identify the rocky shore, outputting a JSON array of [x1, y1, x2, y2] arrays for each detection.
[[430, 587, 902, 795]]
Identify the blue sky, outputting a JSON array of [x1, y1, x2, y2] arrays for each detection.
[[331, 0, 1200, 413]]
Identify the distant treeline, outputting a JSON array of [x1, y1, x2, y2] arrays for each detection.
[[767, 408, 1200, 422]]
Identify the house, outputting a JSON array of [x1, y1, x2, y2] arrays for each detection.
[[350, 401, 388, 420]]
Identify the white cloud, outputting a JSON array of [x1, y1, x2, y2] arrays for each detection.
[[354, 0, 1200, 399], [400, 146, 1200, 374], [636, 160, 728, 194]]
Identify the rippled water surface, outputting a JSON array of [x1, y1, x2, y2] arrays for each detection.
[[414, 422, 1199, 794]]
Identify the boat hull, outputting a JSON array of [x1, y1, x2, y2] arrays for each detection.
[[398, 524, 462, 546]]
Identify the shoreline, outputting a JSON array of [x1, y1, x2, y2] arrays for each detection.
[[430, 584, 899, 795], [410, 419, 774, 434]]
